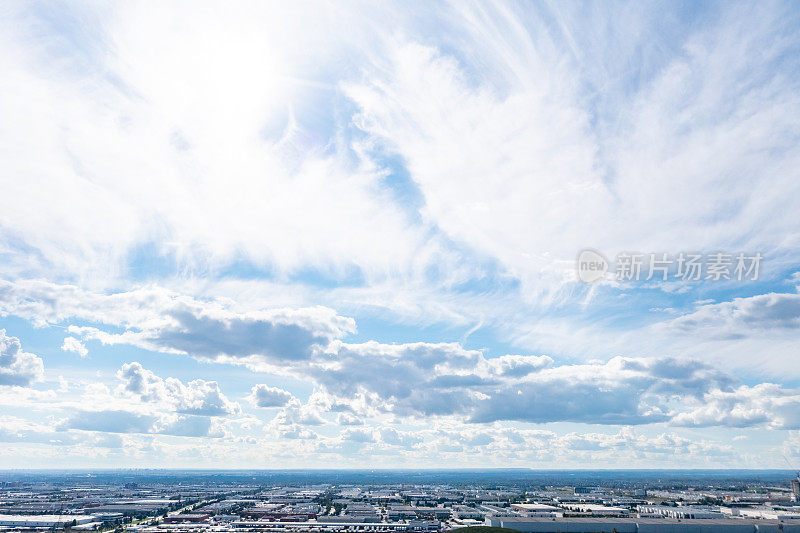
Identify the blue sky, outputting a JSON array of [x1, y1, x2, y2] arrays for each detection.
[[1, 0, 800, 468]]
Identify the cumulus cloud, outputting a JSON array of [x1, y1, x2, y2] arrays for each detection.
[[0, 415, 77, 445], [341, 428, 376, 443], [117, 362, 240, 416], [1, 280, 793, 432], [74, 301, 355, 367], [466, 356, 731, 425], [304, 343, 733, 425], [60, 409, 155, 434], [2, 281, 758, 429], [379, 427, 421, 448], [672, 383, 800, 430], [13, 279, 780, 431], [554, 430, 733, 459], [249, 384, 295, 408], [152, 414, 226, 438], [485, 354, 553, 377], [336, 413, 364, 426], [59, 409, 225, 438], [297, 425, 735, 467], [0, 329, 44, 387], [61, 336, 88, 358], [14, 282, 740, 428], [312, 341, 480, 387], [278, 425, 318, 440], [0, 280, 355, 368], [666, 292, 800, 339], [271, 399, 326, 427]]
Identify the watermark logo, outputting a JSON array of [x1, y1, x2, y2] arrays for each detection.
[[576, 250, 762, 283], [576, 249, 609, 283]]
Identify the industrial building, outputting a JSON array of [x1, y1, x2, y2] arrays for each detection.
[[231, 520, 440, 531], [0, 514, 97, 528], [636, 506, 725, 519], [491, 516, 800, 533], [510, 503, 563, 517], [560, 504, 630, 517]]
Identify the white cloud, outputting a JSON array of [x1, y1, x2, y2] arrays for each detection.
[[61, 336, 88, 358], [59, 409, 156, 434], [344, 2, 800, 299], [0, 1, 447, 283], [673, 383, 800, 430], [59, 409, 225, 438], [278, 425, 318, 440], [0, 415, 76, 445], [336, 413, 364, 426], [74, 301, 354, 367], [0, 280, 355, 368], [378, 427, 421, 448], [484, 354, 553, 377], [2, 280, 797, 433], [0, 329, 43, 387], [249, 384, 295, 408], [0, 2, 799, 467], [295, 425, 736, 467], [116, 362, 241, 416], [341, 427, 376, 443], [305, 344, 733, 425], [666, 292, 800, 339], [271, 399, 326, 427]]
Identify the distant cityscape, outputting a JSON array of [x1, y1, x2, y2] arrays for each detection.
[[0, 470, 799, 532]]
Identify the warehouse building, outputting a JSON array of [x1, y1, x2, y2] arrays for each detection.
[[636, 505, 724, 519], [491, 516, 800, 532], [0, 514, 97, 529]]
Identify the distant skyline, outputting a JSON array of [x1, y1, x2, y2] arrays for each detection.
[[1, 0, 800, 469]]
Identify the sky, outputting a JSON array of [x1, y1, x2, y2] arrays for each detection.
[[1, 0, 800, 469]]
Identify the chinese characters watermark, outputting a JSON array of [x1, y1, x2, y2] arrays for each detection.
[[577, 250, 762, 283]]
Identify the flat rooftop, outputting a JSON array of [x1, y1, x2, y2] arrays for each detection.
[[497, 516, 800, 525]]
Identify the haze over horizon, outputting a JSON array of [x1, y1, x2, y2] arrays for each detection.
[[1, 0, 800, 469]]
